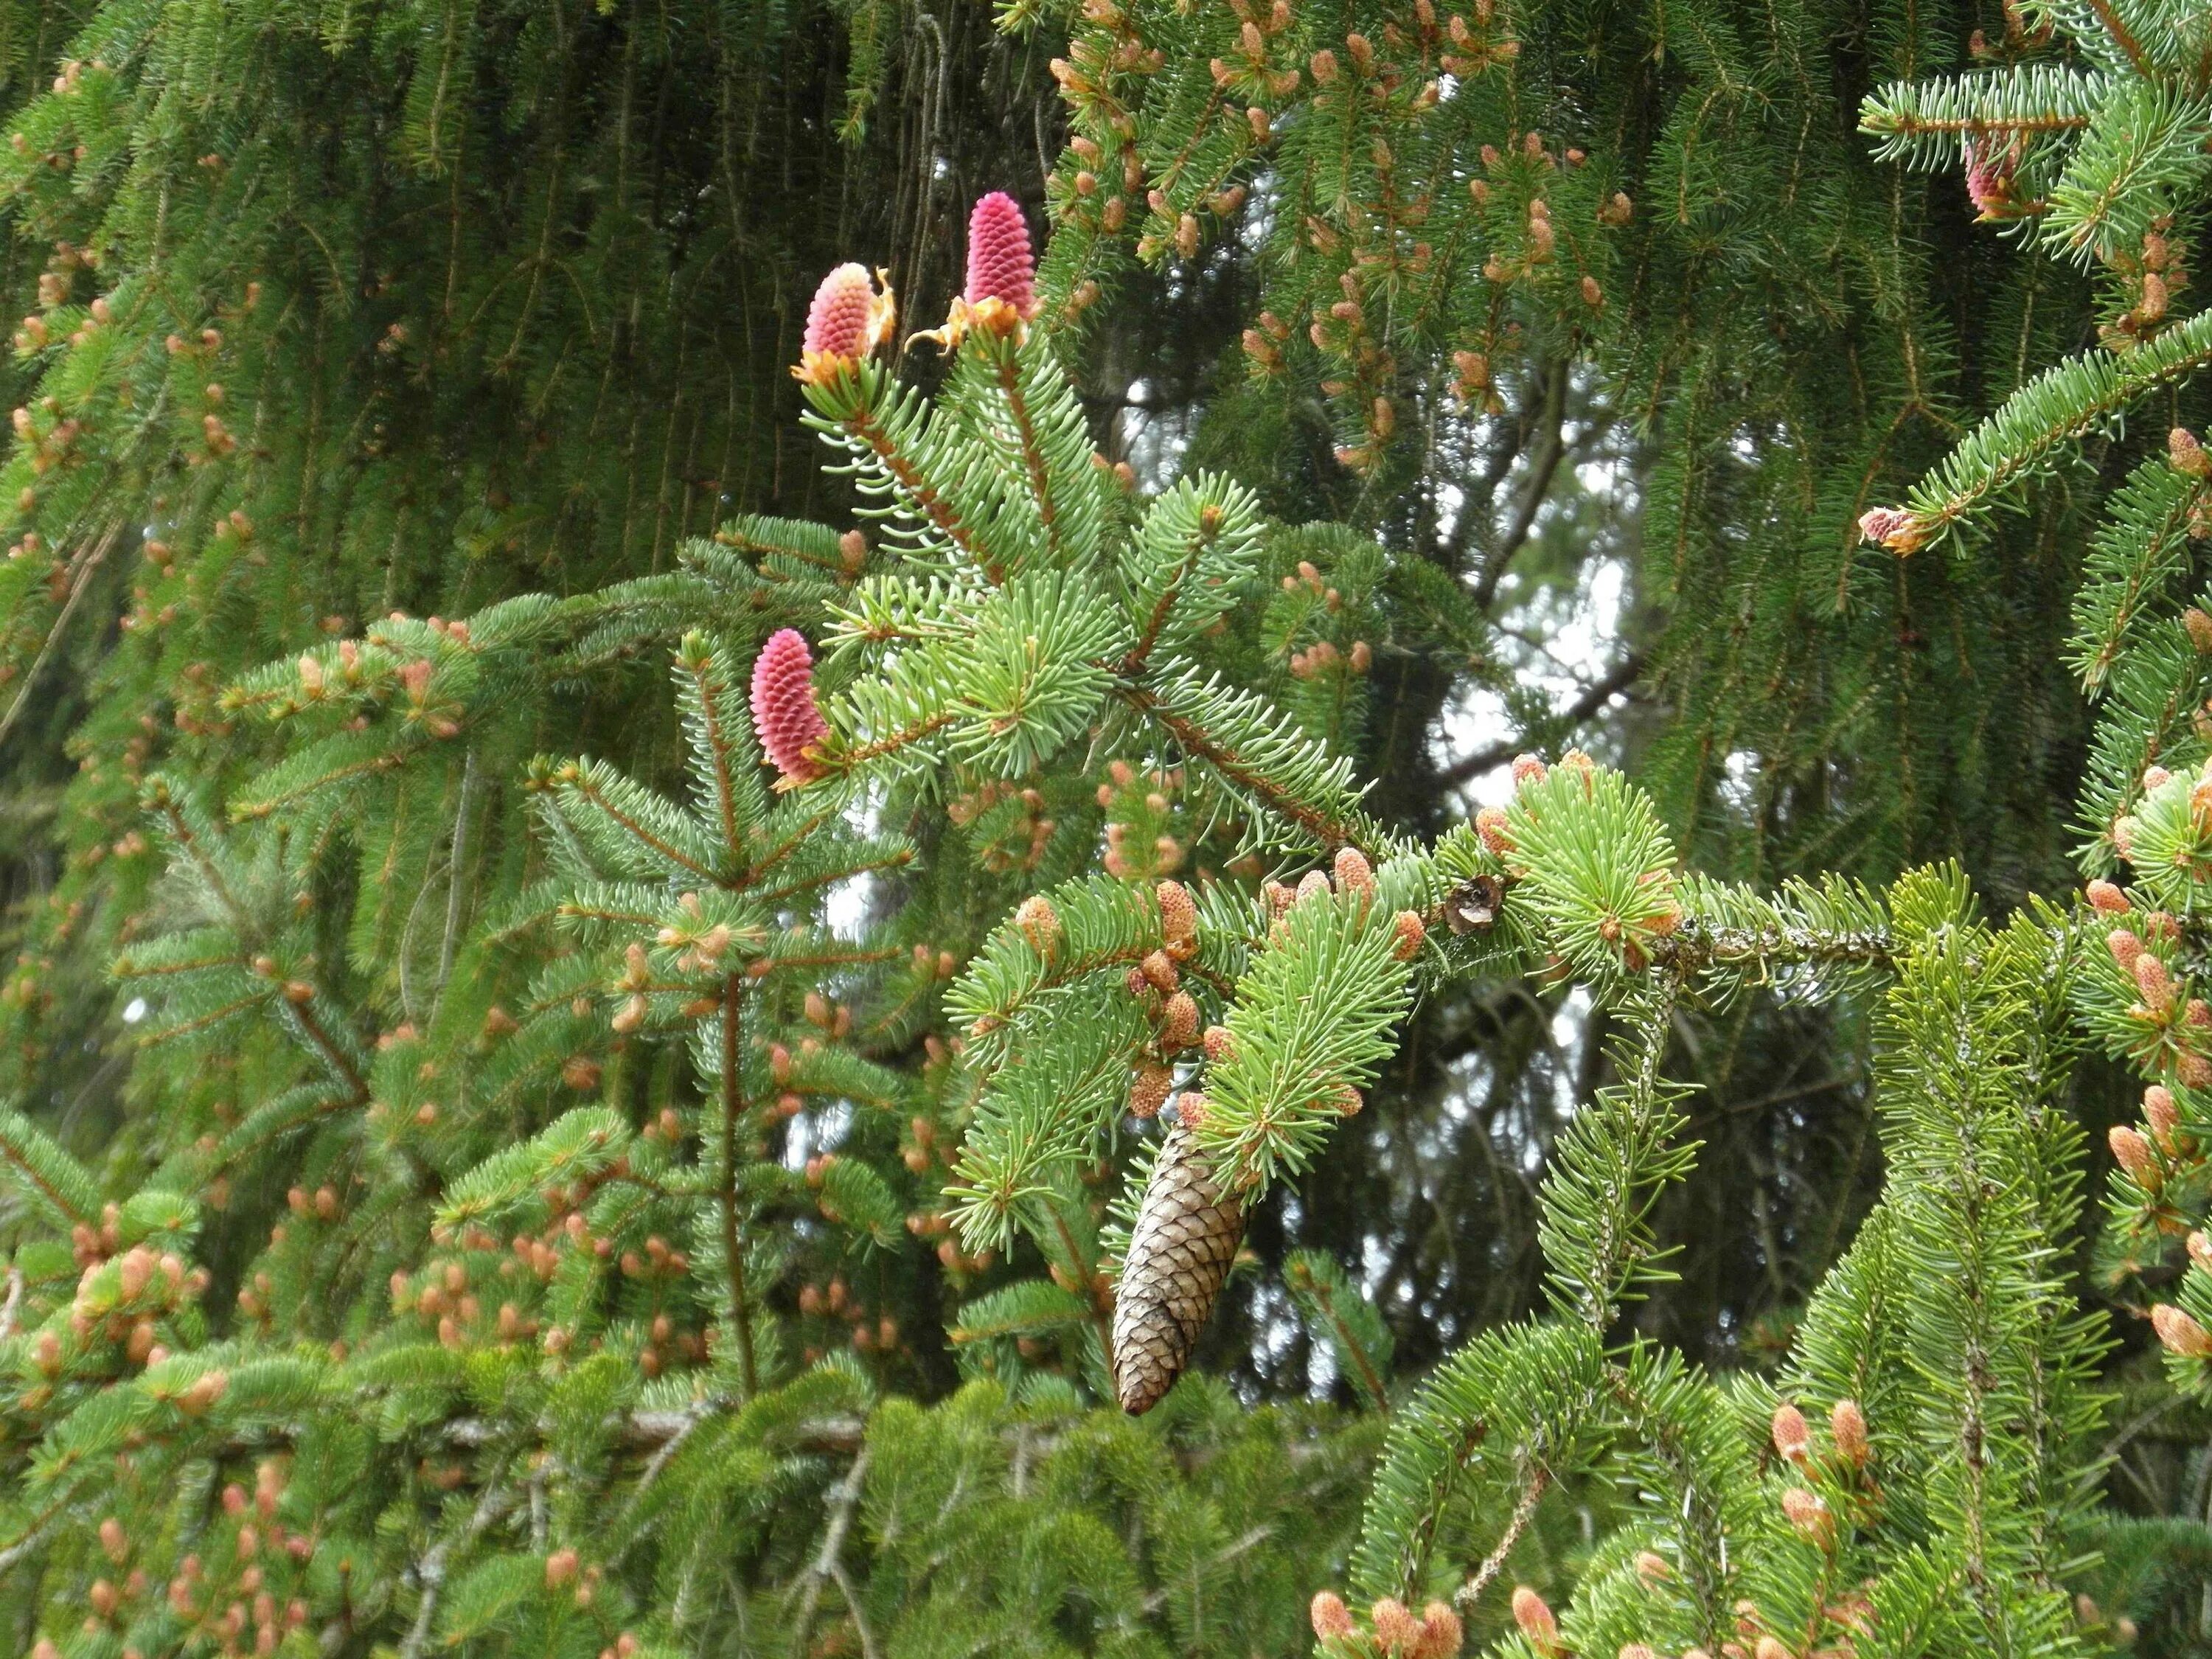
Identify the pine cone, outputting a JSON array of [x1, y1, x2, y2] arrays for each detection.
[[1111, 1119, 1244, 1413]]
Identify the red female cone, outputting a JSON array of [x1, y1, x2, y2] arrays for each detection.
[[793, 262, 894, 384], [966, 192, 1039, 316], [918, 192, 1042, 349], [750, 629, 830, 784]]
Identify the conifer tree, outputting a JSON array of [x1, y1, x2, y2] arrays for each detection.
[[10, 0, 2212, 1654]]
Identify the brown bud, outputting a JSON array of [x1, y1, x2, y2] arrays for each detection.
[[1510, 1586, 1559, 1655], [2111, 1124, 2160, 1188], [1156, 879, 1197, 943], [1371, 1599, 1420, 1652], [2146, 1085, 2182, 1152], [1416, 1600, 1463, 1658], [1015, 894, 1061, 956], [2135, 951, 2174, 1012], [2153, 1301, 2212, 1357], [1391, 910, 1426, 962], [1332, 846, 1375, 900], [1310, 1591, 1354, 1639], [1830, 1397, 1868, 1467], [2086, 879, 2130, 914], [1475, 806, 1512, 857], [1129, 1064, 1174, 1120], [2190, 1231, 2212, 1275], [1160, 991, 1200, 1050], [1781, 1486, 1834, 1546], [1770, 1402, 1810, 1464]]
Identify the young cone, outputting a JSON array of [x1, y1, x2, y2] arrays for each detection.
[[751, 628, 830, 784], [794, 263, 894, 384], [1111, 1119, 1245, 1413], [965, 191, 1039, 316]]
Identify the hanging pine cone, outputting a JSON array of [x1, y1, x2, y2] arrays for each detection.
[[1111, 1116, 1245, 1413]]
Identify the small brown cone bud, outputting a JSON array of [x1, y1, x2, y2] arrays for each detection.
[[1510, 1587, 1559, 1655], [1296, 869, 1333, 906], [2153, 1301, 2212, 1357], [1634, 1550, 1672, 1582], [1371, 1599, 1419, 1653], [2108, 928, 2144, 969], [1391, 910, 1426, 961], [2146, 1085, 2181, 1151], [2190, 1230, 2212, 1274], [1782, 1486, 1834, 1546], [2171, 427, 2212, 479], [1755, 1639, 1791, 1659], [2086, 879, 2130, 914], [1310, 1590, 1355, 1640], [1110, 1121, 1245, 1413], [1771, 1402, 1811, 1464], [545, 1548, 580, 1590], [1831, 1397, 1868, 1467], [2187, 608, 2212, 653], [1475, 806, 1512, 856], [1129, 1065, 1173, 1120], [1332, 846, 1375, 900], [1015, 894, 1061, 956], [2111, 1124, 2160, 1187], [1414, 1601, 1464, 1658], [1156, 878, 1197, 943], [1140, 949, 1180, 992], [1203, 1024, 1237, 1062], [176, 1369, 227, 1416], [1160, 990, 1200, 1049], [2135, 952, 2174, 1012], [1510, 753, 1548, 787]]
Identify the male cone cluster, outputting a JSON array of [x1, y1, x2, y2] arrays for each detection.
[[1110, 1115, 1245, 1414]]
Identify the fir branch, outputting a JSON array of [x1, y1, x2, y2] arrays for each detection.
[[1454, 1465, 1547, 1610], [719, 973, 760, 1399], [1898, 308, 2212, 550]]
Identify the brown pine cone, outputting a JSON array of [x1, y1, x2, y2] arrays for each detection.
[[1110, 1119, 1245, 1414]]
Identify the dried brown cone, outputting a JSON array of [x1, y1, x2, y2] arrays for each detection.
[[1111, 1119, 1245, 1414]]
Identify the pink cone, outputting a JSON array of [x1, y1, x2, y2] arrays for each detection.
[[751, 629, 830, 782], [1857, 506, 1927, 552], [1963, 136, 2015, 219], [804, 264, 877, 361], [965, 192, 1037, 315]]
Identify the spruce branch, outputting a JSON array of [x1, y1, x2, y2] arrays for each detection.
[[720, 972, 760, 1399], [1881, 308, 2212, 552]]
